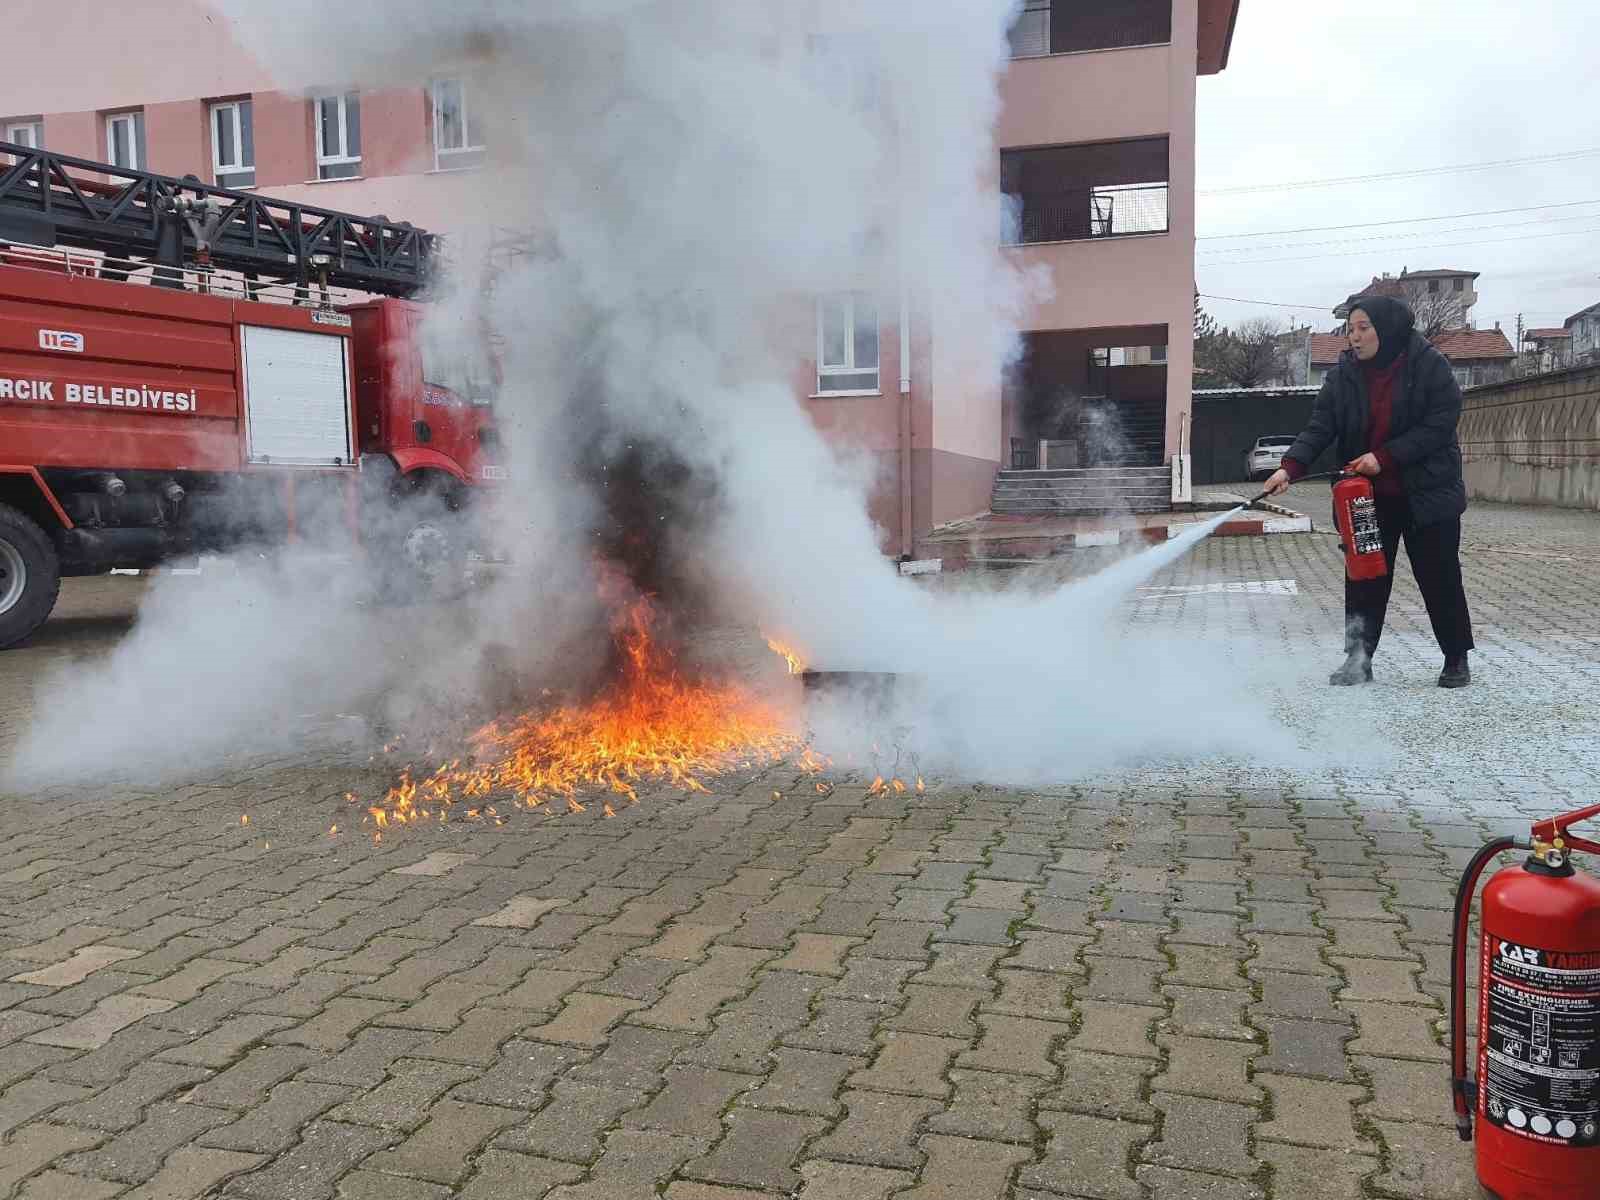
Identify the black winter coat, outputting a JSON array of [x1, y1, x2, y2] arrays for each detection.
[[1285, 331, 1467, 527]]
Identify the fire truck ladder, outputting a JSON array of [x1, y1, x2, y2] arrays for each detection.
[[0, 140, 435, 298]]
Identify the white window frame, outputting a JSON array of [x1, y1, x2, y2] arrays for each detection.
[[1008, 0, 1051, 58], [105, 111, 143, 170], [209, 100, 255, 189], [815, 292, 881, 396], [314, 92, 362, 180], [4, 120, 41, 149], [431, 78, 486, 171]]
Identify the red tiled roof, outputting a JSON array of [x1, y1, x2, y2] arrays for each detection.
[[1430, 328, 1516, 361], [1309, 333, 1347, 365], [1524, 327, 1571, 341]]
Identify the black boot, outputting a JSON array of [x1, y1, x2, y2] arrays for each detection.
[[1439, 653, 1471, 689], [1329, 650, 1373, 686]]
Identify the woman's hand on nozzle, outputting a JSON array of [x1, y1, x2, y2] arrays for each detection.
[[1262, 468, 1291, 496]]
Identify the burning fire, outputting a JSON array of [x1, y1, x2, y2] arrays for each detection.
[[369, 588, 805, 825], [766, 637, 806, 676]]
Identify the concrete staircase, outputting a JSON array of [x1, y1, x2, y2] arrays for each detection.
[[991, 465, 1172, 515]]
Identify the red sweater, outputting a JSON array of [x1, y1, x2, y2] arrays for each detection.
[[1282, 353, 1406, 494]]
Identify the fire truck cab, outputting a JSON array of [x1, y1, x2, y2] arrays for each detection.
[[0, 140, 499, 648]]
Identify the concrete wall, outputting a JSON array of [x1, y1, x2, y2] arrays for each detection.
[[1459, 366, 1600, 509]]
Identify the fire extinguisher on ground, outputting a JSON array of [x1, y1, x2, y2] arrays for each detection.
[[1450, 802, 1600, 1199]]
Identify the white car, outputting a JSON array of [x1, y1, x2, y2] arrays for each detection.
[[1245, 435, 1296, 481]]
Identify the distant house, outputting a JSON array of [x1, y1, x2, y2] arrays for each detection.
[[1307, 333, 1345, 386], [1522, 327, 1573, 373], [1431, 327, 1516, 388], [1567, 301, 1600, 366], [1335, 268, 1479, 332]]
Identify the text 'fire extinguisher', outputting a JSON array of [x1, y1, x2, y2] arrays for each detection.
[[1450, 802, 1600, 1199]]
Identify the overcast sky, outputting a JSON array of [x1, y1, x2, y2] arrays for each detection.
[[1194, 1, 1600, 339]]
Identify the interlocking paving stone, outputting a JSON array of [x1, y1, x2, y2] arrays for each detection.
[[188, 1045, 324, 1109], [63, 1100, 235, 1184], [1154, 1033, 1263, 1102], [50, 1060, 208, 1131], [742, 1047, 859, 1116], [1021, 1110, 1149, 1200], [1254, 1142, 1376, 1200], [926, 1067, 1045, 1142], [626, 1065, 753, 1137], [364, 1099, 524, 1184], [795, 1160, 914, 1200], [1253, 1074, 1375, 1153], [8, 944, 142, 987], [1144, 1094, 1259, 1177], [849, 1033, 963, 1098], [810, 1089, 940, 1169], [223, 1119, 395, 1199], [492, 1080, 643, 1163], [896, 1135, 1031, 1200], [682, 1107, 828, 1193], [0, 1123, 106, 1196], [0, 1077, 98, 1139]]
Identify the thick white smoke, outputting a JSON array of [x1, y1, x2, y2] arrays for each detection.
[[7, 1, 1343, 788]]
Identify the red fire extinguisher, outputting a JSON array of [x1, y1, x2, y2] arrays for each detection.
[[1450, 803, 1600, 1199], [1331, 471, 1388, 581]]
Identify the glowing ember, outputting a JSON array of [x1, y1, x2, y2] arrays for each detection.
[[372, 590, 802, 824]]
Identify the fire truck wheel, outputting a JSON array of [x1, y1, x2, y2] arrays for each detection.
[[377, 514, 468, 605], [0, 504, 61, 650]]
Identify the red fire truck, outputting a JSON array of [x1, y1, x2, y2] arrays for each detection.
[[0, 140, 501, 648]]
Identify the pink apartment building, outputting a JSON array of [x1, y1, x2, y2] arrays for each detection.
[[1, 0, 1238, 557]]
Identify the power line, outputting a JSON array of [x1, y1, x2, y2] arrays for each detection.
[[1200, 223, 1600, 268], [1198, 197, 1600, 240], [1197, 292, 1333, 311], [1198, 147, 1600, 196], [1197, 211, 1600, 257]]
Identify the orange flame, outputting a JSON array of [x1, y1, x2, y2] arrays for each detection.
[[365, 590, 803, 823], [765, 637, 806, 676]]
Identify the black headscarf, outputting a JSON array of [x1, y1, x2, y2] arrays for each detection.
[[1349, 296, 1415, 370]]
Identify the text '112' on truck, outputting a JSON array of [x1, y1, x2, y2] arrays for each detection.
[[0, 139, 504, 647]]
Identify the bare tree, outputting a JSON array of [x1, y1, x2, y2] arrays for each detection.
[[1406, 288, 1470, 338], [1199, 317, 1288, 389]]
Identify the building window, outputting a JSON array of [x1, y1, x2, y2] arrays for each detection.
[[1011, 0, 1172, 56], [817, 292, 880, 394], [315, 92, 362, 180], [210, 100, 255, 189], [431, 79, 486, 171], [1002, 137, 1170, 245], [1007, 0, 1051, 57], [1453, 277, 1465, 292], [1151, 344, 1168, 363], [4, 120, 41, 149], [105, 111, 146, 170], [1428, 279, 1441, 293], [1452, 367, 1470, 388]]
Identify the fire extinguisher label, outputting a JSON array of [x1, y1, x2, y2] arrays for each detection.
[[1347, 495, 1383, 556], [1481, 938, 1600, 1146]]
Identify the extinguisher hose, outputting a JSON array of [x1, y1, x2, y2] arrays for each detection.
[[1450, 835, 1520, 1141], [1245, 470, 1341, 509]]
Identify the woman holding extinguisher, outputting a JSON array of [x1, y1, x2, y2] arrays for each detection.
[[1260, 295, 1474, 688]]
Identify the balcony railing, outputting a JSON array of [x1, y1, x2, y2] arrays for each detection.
[[1007, 1, 1173, 58], [1003, 182, 1169, 246]]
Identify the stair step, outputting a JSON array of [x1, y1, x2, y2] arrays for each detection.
[[996, 467, 1169, 479]]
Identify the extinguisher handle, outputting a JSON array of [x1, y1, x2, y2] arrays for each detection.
[[1531, 800, 1600, 856]]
